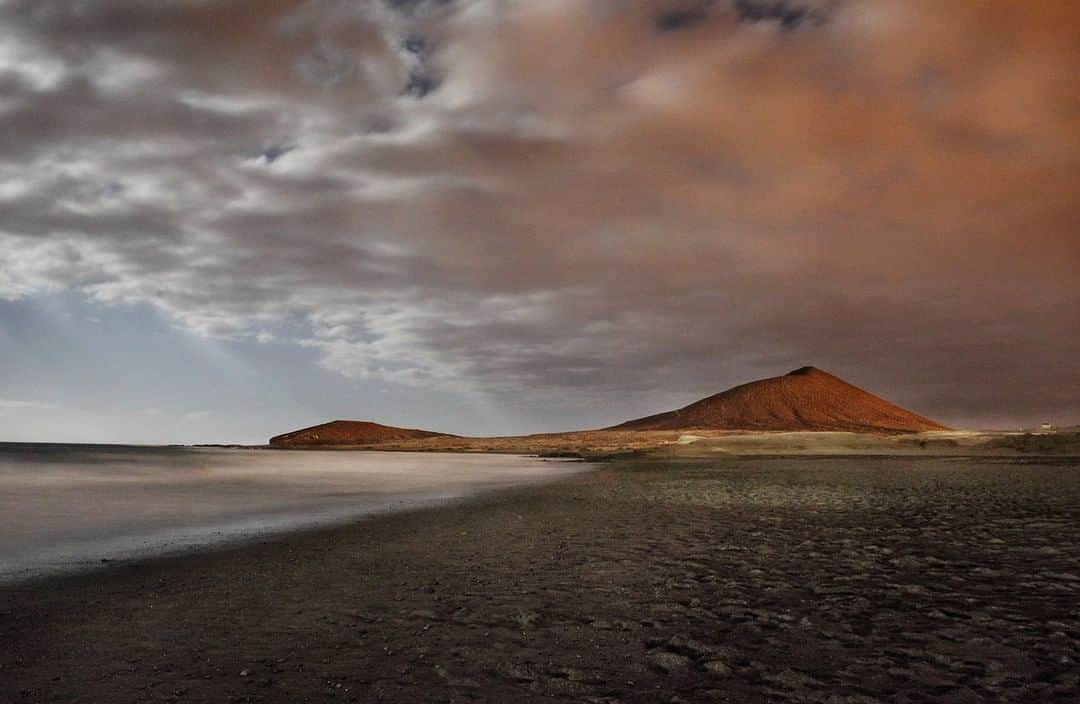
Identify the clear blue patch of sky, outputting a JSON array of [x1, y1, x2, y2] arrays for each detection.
[[0, 293, 520, 444]]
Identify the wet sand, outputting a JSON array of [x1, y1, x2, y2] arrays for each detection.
[[2, 455, 1079, 703], [0, 446, 584, 583]]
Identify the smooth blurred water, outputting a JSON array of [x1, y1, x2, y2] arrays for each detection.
[[0, 443, 586, 583]]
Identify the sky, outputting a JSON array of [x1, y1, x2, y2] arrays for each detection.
[[0, 0, 1077, 444]]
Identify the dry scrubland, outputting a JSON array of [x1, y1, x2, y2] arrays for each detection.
[[269, 429, 1080, 460]]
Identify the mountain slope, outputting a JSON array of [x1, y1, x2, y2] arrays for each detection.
[[610, 366, 949, 433], [269, 420, 453, 447]]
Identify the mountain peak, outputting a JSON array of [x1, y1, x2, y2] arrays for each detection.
[[269, 420, 453, 447], [610, 368, 949, 433]]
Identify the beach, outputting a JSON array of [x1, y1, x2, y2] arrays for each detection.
[[3, 454, 1079, 703], [0, 445, 585, 583]]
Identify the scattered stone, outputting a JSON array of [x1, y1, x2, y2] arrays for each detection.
[[649, 652, 691, 673], [663, 636, 716, 659], [764, 668, 821, 689], [702, 660, 732, 676], [503, 663, 539, 682], [514, 610, 540, 627]]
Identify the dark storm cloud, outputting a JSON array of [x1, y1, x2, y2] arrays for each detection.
[[655, 2, 828, 33], [1, 0, 1078, 428], [656, 7, 710, 32], [732, 1, 827, 28]]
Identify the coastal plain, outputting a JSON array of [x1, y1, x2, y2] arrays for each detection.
[[267, 428, 1080, 459]]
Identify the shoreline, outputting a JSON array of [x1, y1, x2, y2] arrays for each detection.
[[4, 454, 1078, 703], [1, 478, 550, 591], [0, 450, 591, 587], [0, 489, 499, 587]]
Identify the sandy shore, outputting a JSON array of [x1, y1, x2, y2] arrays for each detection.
[[3, 454, 1079, 703]]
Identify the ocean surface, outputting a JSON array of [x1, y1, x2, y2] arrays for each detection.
[[0, 443, 586, 583]]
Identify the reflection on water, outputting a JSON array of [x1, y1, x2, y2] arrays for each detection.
[[0, 443, 585, 582]]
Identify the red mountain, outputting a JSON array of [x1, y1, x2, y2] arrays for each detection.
[[269, 420, 453, 447], [610, 366, 949, 433]]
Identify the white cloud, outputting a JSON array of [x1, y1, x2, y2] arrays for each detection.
[[0, 398, 59, 410], [0, 29, 68, 91]]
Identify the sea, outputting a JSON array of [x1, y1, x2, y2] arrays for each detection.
[[0, 443, 586, 583]]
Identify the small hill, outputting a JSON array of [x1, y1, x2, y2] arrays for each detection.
[[269, 420, 452, 447], [610, 366, 949, 433]]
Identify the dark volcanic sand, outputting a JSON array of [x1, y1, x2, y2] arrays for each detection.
[[2, 456, 1079, 703]]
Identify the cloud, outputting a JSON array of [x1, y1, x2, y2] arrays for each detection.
[[0, 0, 1077, 427], [0, 398, 59, 410]]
